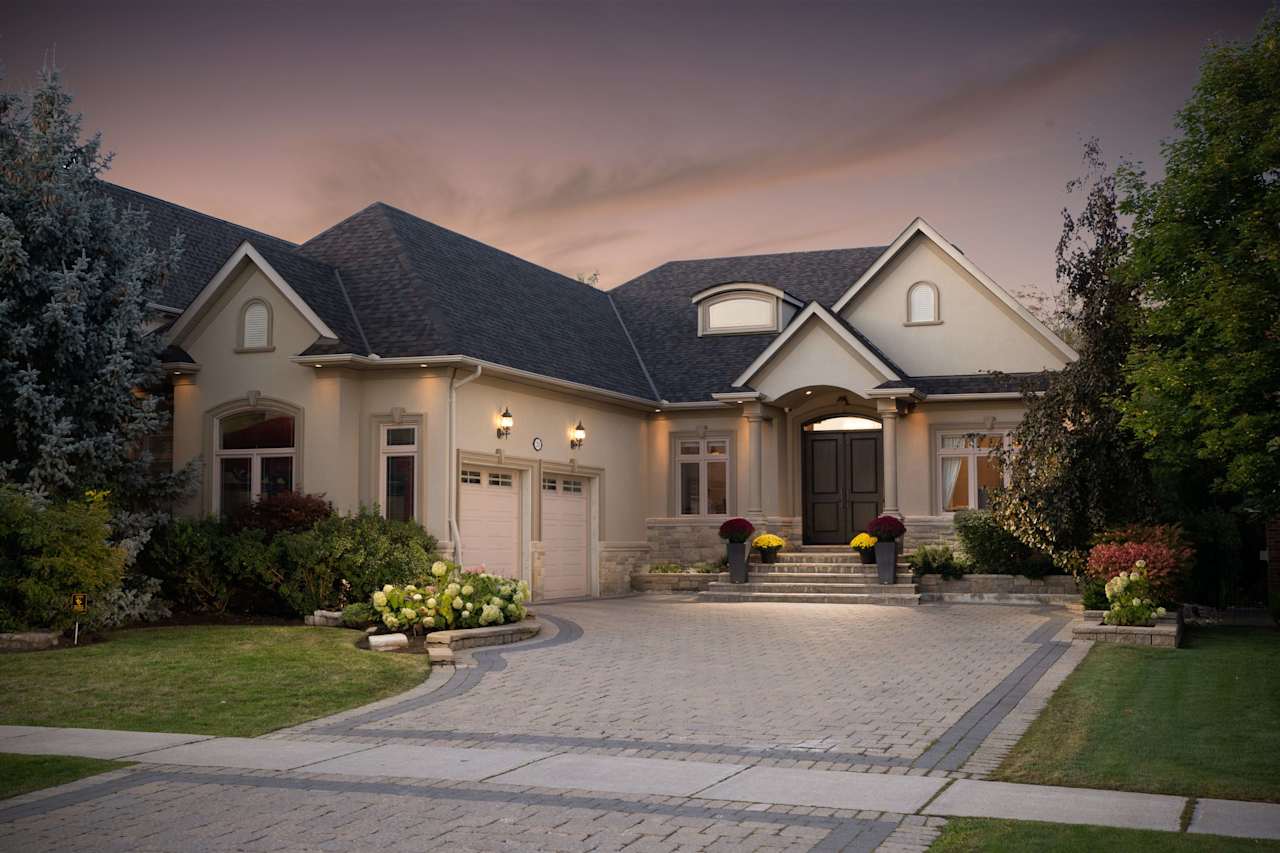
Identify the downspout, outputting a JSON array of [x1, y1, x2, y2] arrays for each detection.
[[448, 361, 483, 564]]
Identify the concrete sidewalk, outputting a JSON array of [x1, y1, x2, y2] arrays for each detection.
[[2, 724, 1278, 842]]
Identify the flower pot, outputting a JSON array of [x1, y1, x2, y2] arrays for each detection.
[[875, 541, 897, 585], [760, 548, 779, 564], [858, 549, 876, 565], [727, 542, 749, 583]]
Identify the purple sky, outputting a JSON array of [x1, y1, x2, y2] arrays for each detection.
[[3, 1, 1270, 291]]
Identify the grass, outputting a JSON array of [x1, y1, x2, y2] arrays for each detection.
[[0, 625, 429, 737], [0, 754, 131, 800], [929, 818, 1280, 852], [995, 625, 1280, 802]]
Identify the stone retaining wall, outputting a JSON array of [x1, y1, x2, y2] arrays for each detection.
[[646, 516, 801, 564], [632, 572, 727, 593], [599, 543, 650, 596], [903, 516, 959, 548], [1073, 611, 1182, 648], [918, 573, 1078, 605]]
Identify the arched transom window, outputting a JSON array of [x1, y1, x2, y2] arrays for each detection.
[[802, 415, 882, 432], [907, 282, 939, 324], [216, 410, 296, 515]]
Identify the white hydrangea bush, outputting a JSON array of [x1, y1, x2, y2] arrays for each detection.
[[370, 561, 529, 633]]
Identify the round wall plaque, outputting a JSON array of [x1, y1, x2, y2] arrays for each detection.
[[532, 436, 543, 452]]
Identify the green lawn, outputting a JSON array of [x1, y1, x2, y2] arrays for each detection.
[[0, 754, 130, 800], [929, 818, 1280, 852], [0, 625, 429, 737], [995, 626, 1280, 802]]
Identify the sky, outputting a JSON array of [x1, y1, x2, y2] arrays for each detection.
[[3, 1, 1272, 292]]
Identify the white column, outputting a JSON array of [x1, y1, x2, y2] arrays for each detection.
[[745, 403, 764, 517], [876, 399, 901, 517]]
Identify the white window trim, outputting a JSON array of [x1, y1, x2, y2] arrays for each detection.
[[905, 281, 942, 326], [936, 429, 1010, 514], [674, 434, 733, 517], [698, 292, 780, 336], [379, 424, 418, 522], [213, 411, 297, 515]]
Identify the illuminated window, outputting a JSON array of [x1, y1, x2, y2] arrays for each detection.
[[938, 432, 1008, 512], [216, 410, 296, 516], [677, 437, 729, 515], [380, 425, 417, 522]]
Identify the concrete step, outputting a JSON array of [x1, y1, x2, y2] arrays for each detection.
[[750, 561, 913, 573], [762, 552, 911, 565], [708, 581, 919, 594], [744, 572, 917, 585], [697, 590, 922, 606]]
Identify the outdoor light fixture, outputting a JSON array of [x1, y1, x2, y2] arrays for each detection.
[[497, 407, 513, 439], [314, 363, 323, 368], [570, 421, 586, 449]]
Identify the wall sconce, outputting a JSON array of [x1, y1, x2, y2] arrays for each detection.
[[570, 421, 586, 449], [496, 407, 513, 439]]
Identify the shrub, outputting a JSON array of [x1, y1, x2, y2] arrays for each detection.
[[907, 545, 966, 579], [753, 533, 785, 551], [341, 602, 375, 628], [954, 510, 1056, 578], [371, 561, 529, 632], [691, 562, 722, 573], [866, 515, 905, 541], [1085, 524, 1193, 605], [718, 517, 755, 543], [1102, 565, 1167, 626], [0, 488, 127, 631], [308, 509, 439, 604], [228, 491, 333, 537], [137, 517, 232, 612], [1080, 576, 1109, 610], [89, 575, 171, 629], [648, 563, 683, 573]]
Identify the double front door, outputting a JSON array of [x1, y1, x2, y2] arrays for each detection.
[[802, 431, 883, 545]]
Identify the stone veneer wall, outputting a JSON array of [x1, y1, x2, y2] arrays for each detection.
[[598, 543, 650, 596], [529, 541, 546, 600], [918, 573, 1078, 606], [646, 517, 802, 564], [903, 516, 958, 548]]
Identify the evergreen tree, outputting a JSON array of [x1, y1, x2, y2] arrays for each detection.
[[0, 67, 189, 539]]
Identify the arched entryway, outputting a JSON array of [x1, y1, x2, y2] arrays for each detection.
[[801, 415, 884, 545]]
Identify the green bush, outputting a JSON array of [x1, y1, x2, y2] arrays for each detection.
[[371, 562, 528, 632], [1080, 576, 1108, 610], [228, 492, 334, 537], [954, 510, 1056, 578], [648, 563, 683, 573], [341, 602, 375, 628], [288, 509, 438, 608], [907, 544, 966, 579], [140, 518, 239, 613], [0, 488, 127, 631]]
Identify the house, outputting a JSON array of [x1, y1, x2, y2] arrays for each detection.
[[109, 183, 1076, 601]]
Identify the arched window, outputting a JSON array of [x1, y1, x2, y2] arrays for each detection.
[[216, 409, 296, 515], [239, 300, 272, 350], [907, 282, 939, 324], [802, 415, 882, 432], [706, 296, 774, 331]]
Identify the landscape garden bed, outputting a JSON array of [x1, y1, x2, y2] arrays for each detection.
[[1074, 609, 1183, 648]]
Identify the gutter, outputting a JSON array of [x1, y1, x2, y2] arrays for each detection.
[[448, 361, 483, 565]]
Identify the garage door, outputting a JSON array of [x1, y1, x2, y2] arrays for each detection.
[[458, 467, 520, 580], [541, 475, 589, 599]]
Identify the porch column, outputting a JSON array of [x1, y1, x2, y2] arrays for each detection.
[[876, 398, 901, 517], [745, 402, 764, 516]]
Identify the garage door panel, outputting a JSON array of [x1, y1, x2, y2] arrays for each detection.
[[459, 468, 519, 580], [541, 477, 589, 599]]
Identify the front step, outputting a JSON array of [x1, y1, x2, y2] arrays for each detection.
[[699, 590, 921, 606], [750, 561, 913, 574], [708, 581, 919, 594], [754, 551, 913, 565]]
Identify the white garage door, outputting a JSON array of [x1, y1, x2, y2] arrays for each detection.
[[541, 476, 589, 599], [459, 468, 520, 580]]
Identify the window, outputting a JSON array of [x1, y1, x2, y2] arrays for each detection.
[[907, 282, 939, 324], [489, 472, 513, 488], [380, 424, 417, 522], [803, 416, 882, 432], [562, 479, 583, 494], [215, 410, 296, 516], [706, 296, 774, 331], [239, 300, 272, 349], [677, 437, 729, 516], [460, 469, 481, 485], [938, 431, 1007, 512], [542, 477, 557, 492]]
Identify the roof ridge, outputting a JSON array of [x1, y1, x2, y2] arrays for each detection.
[[664, 244, 890, 265], [607, 293, 661, 401], [297, 201, 385, 249], [332, 268, 372, 356], [104, 181, 298, 247]]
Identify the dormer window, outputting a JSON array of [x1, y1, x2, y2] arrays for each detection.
[[906, 282, 940, 325], [238, 299, 273, 351], [692, 283, 800, 336]]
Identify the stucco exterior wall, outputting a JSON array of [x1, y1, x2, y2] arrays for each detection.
[[840, 234, 1068, 376]]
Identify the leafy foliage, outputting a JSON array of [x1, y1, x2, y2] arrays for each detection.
[[228, 492, 334, 537], [371, 562, 528, 632], [906, 544, 966, 579], [0, 67, 190, 533], [0, 487, 126, 630], [88, 575, 171, 629], [340, 602, 375, 628], [953, 510, 1056, 578], [866, 515, 905, 541], [1117, 15, 1280, 517], [990, 142, 1153, 572], [1086, 524, 1194, 605], [1102, 567, 1167, 626], [717, 517, 755, 543]]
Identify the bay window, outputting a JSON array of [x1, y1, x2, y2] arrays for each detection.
[[938, 431, 1008, 512], [677, 437, 729, 516], [216, 410, 296, 516]]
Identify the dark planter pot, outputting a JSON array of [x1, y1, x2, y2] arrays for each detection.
[[759, 548, 779, 564], [727, 542, 749, 583], [857, 549, 876, 565], [875, 541, 897, 585]]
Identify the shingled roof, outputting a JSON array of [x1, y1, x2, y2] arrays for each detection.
[[609, 247, 888, 402]]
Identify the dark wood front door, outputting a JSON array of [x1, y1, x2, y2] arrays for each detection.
[[802, 431, 883, 545]]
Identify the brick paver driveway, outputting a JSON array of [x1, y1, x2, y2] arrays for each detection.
[[299, 597, 1070, 769]]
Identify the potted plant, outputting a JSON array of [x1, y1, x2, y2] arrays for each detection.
[[866, 515, 906, 584], [719, 517, 756, 583], [753, 533, 786, 564], [850, 533, 878, 564]]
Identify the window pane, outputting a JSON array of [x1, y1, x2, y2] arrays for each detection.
[[705, 440, 727, 456], [542, 477, 557, 492], [563, 479, 583, 494], [260, 456, 293, 498], [678, 440, 701, 456], [976, 433, 1004, 449], [460, 469, 481, 485], [385, 455, 414, 522], [488, 472, 513, 487], [976, 454, 1001, 509], [707, 297, 773, 329], [806, 416, 881, 432], [219, 457, 252, 518], [680, 462, 700, 515], [222, 411, 294, 449], [385, 427, 416, 447], [942, 457, 970, 511], [940, 434, 965, 450], [706, 461, 728, 515]]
